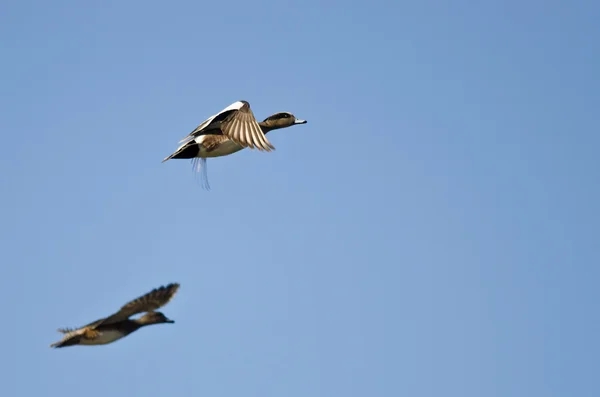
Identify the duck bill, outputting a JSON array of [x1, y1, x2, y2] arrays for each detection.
[[294, 119, 307, 124]]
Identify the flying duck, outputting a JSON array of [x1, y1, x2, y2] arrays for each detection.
[[162, 100, 307, 189], [50, 283, 180, 348]]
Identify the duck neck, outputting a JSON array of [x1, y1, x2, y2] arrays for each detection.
[[258, 122, 279, 134]]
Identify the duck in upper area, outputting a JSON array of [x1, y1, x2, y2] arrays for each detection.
[[50, 283, 180, 348], [162, 100, 307, 189]]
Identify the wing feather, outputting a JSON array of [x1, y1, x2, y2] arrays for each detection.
[[220, 102, 274, 151], [97, 283, 180, 326]]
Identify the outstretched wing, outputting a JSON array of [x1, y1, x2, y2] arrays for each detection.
[[92, 283, 180, 327], [219, 101, 274, 151]]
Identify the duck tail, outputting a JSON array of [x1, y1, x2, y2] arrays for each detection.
[[161, 152, 176, 163], [50, 336, 80, 348], [50, 327, 85, 348], [162, 141, 200, 163]]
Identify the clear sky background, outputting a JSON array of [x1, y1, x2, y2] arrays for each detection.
[[2, 0, 599, 396]]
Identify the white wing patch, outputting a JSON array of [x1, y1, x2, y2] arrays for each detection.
[[178, 101, 246, 144]]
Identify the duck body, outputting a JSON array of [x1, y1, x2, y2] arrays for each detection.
[[78, 327, 131, 346], [53, 321, 141, 347], [171, 134, 245, 160], [199, 137, 244, 158]]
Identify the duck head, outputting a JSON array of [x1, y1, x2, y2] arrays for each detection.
[[260, 112, 307, 131], [137, 311, 174, 325]]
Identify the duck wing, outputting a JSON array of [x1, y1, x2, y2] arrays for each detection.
[[94, 283, 180, 327], [219, 101, 274, 151], [178, 102, 242, 144]]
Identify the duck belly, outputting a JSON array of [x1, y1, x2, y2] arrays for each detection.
[[199, 140, 244, 158], [79, 330, 125, 345]]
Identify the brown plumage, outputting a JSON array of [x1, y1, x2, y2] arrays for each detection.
[[202, 135, 231, 153]]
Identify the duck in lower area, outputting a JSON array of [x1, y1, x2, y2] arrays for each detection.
[[162, 100, 307, 189], [50, 283, 180, 348]]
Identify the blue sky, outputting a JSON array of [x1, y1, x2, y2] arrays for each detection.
[[2, 0, 599, 396]]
